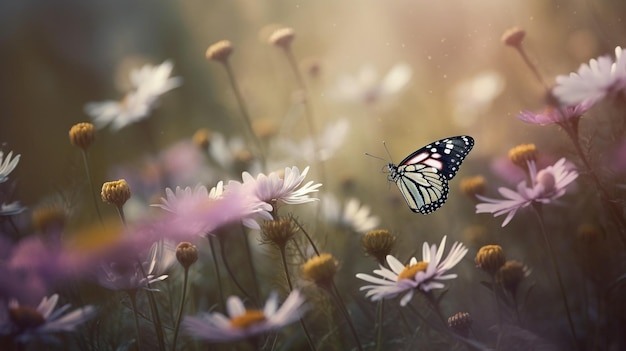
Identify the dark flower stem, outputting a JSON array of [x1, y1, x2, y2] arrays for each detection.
[[136, 259, 166, 351], [278, 245, 317, 351], [375, 300, 385, 351], [127, 290, 143, 351], [560, 124, 626, 247], [80, 150, 103, 224], [329, 282, 364, 351], [531, 204, 579, 349], [207, 235, 225, 309], [240, 226, 260, 300], [218, 235, 257, 307], [222, 61, 266, 171], [280, 47, 327, 186], [171, 266, 189, 351], [292, 217, 321, 256]]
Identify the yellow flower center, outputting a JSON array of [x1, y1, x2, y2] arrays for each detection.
[[397, 261, 429, 281], [230, 310, 267, 329]]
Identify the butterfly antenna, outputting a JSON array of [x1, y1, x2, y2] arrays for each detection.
[[364, 152, 387, 162], [382, 141, 395, 164]]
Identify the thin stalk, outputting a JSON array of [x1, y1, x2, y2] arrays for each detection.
[[171, 267, 190, 351], [281, 47, 327, 185], [207, 235, 225, 309], [375, 300, 385, 351], [532, 205, 579, 348], [491, 276, 503, 350], [240, 226, 260, 300], [115, 205, 127, 226], [80, 150, 103, 224], [222, 61, 266, 170], [292, 217, 320, 256], [329, 282, 364, 351], [561, 126, 626, 247], [514, 46, 550, 90], [218, 235, 257, 307], [278, 246, 316, 351], [137, 261, 166, 351], [128, 290, 143, 351]]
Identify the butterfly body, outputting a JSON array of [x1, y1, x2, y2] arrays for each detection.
[[387, 135, 474, 214]]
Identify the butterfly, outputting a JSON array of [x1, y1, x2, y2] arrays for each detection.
[[386, 135, 474, 214]]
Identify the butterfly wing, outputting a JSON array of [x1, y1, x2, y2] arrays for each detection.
[[391, 135, 474, 214]]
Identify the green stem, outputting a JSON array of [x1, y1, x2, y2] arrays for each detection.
[[375, 300, 384, 351], [278, 246, 317, 351], [240, 226, 260, 300], [128, 290, 143, 351], [80, 150, 103, 224], [207, 235, 224, 309], [491, 276, 503, 350], [562, 126, 626, 247], [171, 267, 189, 351], [281, 47, 327, 187], [218, 235, 257, 307], [292, 217, 320, 256], [532, 205, 579, 349], [115, 205, 127, 226], [223, 61, 266, 171], [329, 282, 363, 351]]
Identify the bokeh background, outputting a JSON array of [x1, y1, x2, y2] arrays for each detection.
[[2, 1, 626, 349], [2, 0, 625, 206]]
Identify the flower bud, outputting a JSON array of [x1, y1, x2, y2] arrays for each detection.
[[101, 179, 131, 208], [176, 242, 198, 269], [475, 245, 506, 276], [69, 122, 96, 150]]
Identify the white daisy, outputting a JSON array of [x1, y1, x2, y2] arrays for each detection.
[[0, 294, 96, 344], [152, 184, 211, 214], [232, 166, 322, 208], [85, 60, 182, 131], [356, 236, 468, 306], [321, 194, 380, 234], [0, 151, 20, 183], [330, 63, 412, 104], [183, 290, 307, 343], [553, 46, 626, 106]]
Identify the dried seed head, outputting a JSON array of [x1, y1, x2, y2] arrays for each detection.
[[101, 179, 131, 208], [192, 128, 212, 150], [361, 230, 396, 265], [269, 27, 295, 49], [508, 143, 537, 170], [497, 260, 529, 293], [459, 175, 486, 199], [475, 244, 506, 276], [302, 253, 339, 289], [261, 216, 299, 249], [448, 312, 473, 337], [176, 242, 198, 269], [501, 27, 526, 48], [206, 40, 234, 63], [69, 122, 96, 150]]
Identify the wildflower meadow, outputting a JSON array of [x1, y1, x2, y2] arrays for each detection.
[[2, 1, 626, 350]]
